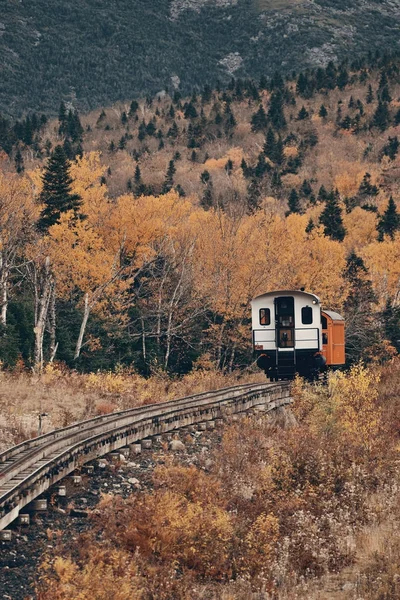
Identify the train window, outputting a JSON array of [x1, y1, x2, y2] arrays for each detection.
[[301, 306, 313, 325], [323, 333, 328, 345], [259, 308, 271, 326], [322, 315, 327, 329]]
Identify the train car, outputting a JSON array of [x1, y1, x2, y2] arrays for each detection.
[[251, 290, 345, 380]]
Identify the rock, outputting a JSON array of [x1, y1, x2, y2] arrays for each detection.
[[128, 478, 141, 488], [170, 439, 185, 451], [70, 509, 89, 518]]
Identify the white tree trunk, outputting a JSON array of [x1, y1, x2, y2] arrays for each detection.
[[74, 292, 90, 360], [33, 257, 54, 373]]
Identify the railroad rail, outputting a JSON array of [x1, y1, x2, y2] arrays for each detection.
[[0, 381, 291, 531]]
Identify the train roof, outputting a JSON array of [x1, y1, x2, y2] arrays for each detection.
[[252, 290, 321, 303], [322, 310, 345, 321]]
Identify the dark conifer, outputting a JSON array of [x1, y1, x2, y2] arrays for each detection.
[[162, 160, 176, 194], [359, 172, 378, 196], [287, 188, 301, 214], [366, 84, 374, 104], [372, 101, 390, 131], [58, 101, 67, 135], [305, 218, 315, 234], [318, 104, 328, 118], [382, 136, 399, 160], [250, 105, 268, 132], [377, 196, 400, 241], [129, 100, 139, 117], [297, 106, 309, 120], [319, 191, 345, 241], [263, 128, 276, 161], [267, 91, 286, 130], [14, 148, 24, 174], [38, 146, 82, 232]]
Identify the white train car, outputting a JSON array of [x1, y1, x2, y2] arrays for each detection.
[[251, 290, 327, 380]]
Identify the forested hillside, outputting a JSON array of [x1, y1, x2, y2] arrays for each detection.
[[0, 55, 400, 373], [2, 0, 400, 116]]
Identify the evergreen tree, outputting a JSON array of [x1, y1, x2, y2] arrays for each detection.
[[344, 252, 378, 362], [254, 153, 268, 178], [359, 172, 378, 196], [250, 105, 268, 132], [297, 106, 309, 120], [162, 160, 176, 194], [14, 148, 24, 174], [129, 100, 139, 117], [372, 101, 390, 130], [305, 218, 315, 234], [348, 96, 355, 109], [267, 91, 286, 130], [382, 300, 400, 352], [184, 102, 198, 119], [366, 85, 374, 104], [38, 146, 82, 232], [134, 164, 141, 183], [377, 196, 400, 240], [382, 136, 399, 160], [395, 109, 400, 126], [121, 111, 128, 125], [380, 85, 392, 103], [318, 104, 328, 118], [337, 67, 349, 90], [319, 191, 345, 241], [263, 128, 276, 161], [273, 136, 284, 166], [300, 179, 312, 197], [241, 158, 251, 178], [287, 188, 301, 214], [58, 101, 67, 135], [317, 185, 328, 202], [169, 104, 175, 118]]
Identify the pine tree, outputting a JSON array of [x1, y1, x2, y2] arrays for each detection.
[[241, 158, 250, 178], [377, 196, 400, 241], [162, 160, 176, 194], [300, 179, 312, 197], [380, 85, 392, 103], [382, 136, 399, 160], [318, 104, 328, 118], [250, 105, 268, 132], [337, 67, 349, 90], [58, 101, 67, 135], [372, 101, 390, 130], [297, 106, 309, 120], [184, 102, 198, 119], [287, 188, 301, 214], [134, 165, 141, 183], [305, 218, 315, 234], [267, 91, 286, 130], [14, 148, 24, 174], [129, 100, 139, 117], [366, 85, 374, 104], [38, 146, 82, 232], [263, 128, 276, 161], [344, 252, 378, 362], [273, 137, 284, 166], [382, 300, 400, 352], [359, 172, 378, 196], [319, 191, 346, 241]]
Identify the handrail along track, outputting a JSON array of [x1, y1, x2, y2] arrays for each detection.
[[0, 381, 291, 530]]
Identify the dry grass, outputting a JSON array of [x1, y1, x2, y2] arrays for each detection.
[[0, 364, 264, 451]]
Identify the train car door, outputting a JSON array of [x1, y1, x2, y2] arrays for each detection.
[[275, 296, 295, 348]]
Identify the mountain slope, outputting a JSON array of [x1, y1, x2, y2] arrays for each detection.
[[1, 0, 400, 117]]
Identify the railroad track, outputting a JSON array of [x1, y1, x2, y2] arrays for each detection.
[[0, 381, 291, 531]]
